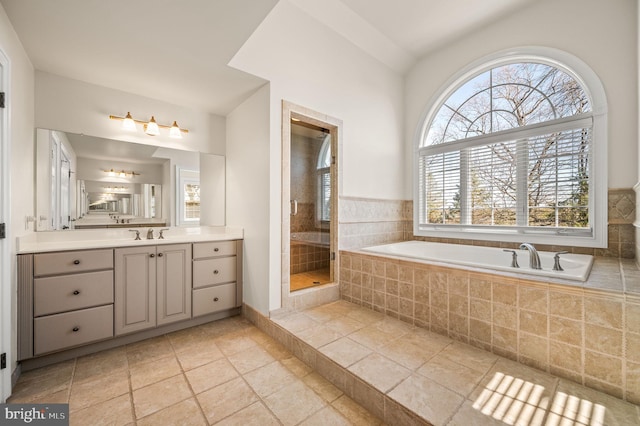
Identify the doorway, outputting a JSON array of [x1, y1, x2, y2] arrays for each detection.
[[289, 121, 332, 291], [0, 49, 10, 402], [281, 101, 341, 309]]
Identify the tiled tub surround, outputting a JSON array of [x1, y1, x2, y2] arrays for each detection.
[[341, 189, 636, 259], [245, 301, 640, 425], [339, 249, 640, 406]]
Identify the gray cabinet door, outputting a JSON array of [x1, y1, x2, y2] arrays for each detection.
[[115, 246, 157, 335], [157, 244, 192, 326]]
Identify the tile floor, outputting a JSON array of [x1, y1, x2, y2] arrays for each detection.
[[271, 300, 640, 426], [8, 315, 382, 425], [290, 268, 331, 292]]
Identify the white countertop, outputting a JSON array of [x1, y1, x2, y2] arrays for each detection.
[[17, 226, 243, 254]]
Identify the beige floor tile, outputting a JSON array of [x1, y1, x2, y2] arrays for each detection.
[[281, 356, 313, 378], [296, 324, 343, 348], [74, 347, 128, 383], [348, 353, 411, 393], [214, 332, 260, 356], [378, 335, 439, 370], [69, 369, 130, 412], [132, 374, 192, 419], [214, 401, 280, 426], [388, 374, 464, 425], [304, 304, 346, 323], [299, 406, 351, 425], [166, 326, 210, 353], [417, 354, 487, 397], [197, 377, 259, 424], [126, 336, 174, 367], [137, 398, 206, 426], [70, 393, 134, 426], [243, 361, 297, 398], [447, 400, 508, 426], [547, 380, 640, 426], [439, 342, 498, 373], [272, 312, 320, 333], [9, 361, 74, 403], [8, 388, 69, 404], [345, 306, 385, 324], [175, 339, 224, 371], [325, 316, 367, 335], [260, 339, 293, 360], [227, 346, 276, 374], [185, 357, 239, 394], [129, 355, 182, 390], [264, 380, 326, 426], [331, 395, 383, 426], [373, 315, 414, 336], [319, 337, 372, 368], [349, 326, 400, 350], [303, 372, 344, 403]]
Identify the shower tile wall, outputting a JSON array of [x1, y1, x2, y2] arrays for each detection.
[[339, 189, 635, 259]]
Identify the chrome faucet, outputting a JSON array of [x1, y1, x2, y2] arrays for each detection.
[[146, 228, 154, 240], [519, 243, 541, 270]]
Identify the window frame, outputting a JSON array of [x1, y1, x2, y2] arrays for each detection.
[[413, 47, 608, 247]]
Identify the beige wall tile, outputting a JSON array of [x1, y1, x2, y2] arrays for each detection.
[[549, 341, 582, 373], [549, 291, 583, 320], [469, 274, 492, 300], [519, 333, 548, 369], [398, 265, 414, 283], [470, 299, 492, 322], [585, 324, 623, 357], [520, 310, 548, 337], [449, 294, 468, 317], [493, 325, 517, 352], [431, 272, 448, 293], [584, 296, 623, 329], [625, 360, 640, 404], [431, 290, 448, 310], [493, 304, 517, 330], [469, 319, 492, 344], [519, 286, 548, 313], [493, 281, 517, 306], [449, 273, 469, 296], [450, 313, 469, 337], [549, 316, 583, 347], [585, 351, 623, 387], [626, 332, 640, 363]]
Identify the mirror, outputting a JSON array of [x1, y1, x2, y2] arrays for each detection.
[[35, 128, 225, 230]]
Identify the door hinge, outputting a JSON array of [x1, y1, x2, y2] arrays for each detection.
[[0, 92, 5, 109], [330, 252, 336, 261], [0, 223, 5, 239], [1, 353, 6, 369], [331, 156, 336, 165]]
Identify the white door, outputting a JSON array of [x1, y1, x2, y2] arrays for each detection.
[[0, 50, 11, 402]]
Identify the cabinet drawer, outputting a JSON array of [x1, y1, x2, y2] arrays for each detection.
[[34, 249, 113, 276], [193, 283, 236, 316], [34, 305, 114, 355], [193, 241, 236, 259], [193, 257, 237, 288], [34, 270, 114, 317]]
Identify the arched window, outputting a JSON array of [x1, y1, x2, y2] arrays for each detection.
[[415, 49, 607, 247], [317, 134, 331, 222]]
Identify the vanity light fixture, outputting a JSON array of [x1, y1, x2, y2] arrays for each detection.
[[104, 169, 140, 178], [109, 112, 188, 138]]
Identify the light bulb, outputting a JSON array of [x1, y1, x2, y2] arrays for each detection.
[[145, 116, 160, 136], [169, 121, 182, 139], [122, 112, 137, 131]]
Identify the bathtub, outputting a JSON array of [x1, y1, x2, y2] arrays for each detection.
[[361, 240, 594, 281]]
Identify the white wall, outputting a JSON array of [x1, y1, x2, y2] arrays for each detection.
[[199, 153, 226, 226], [35, 71, 226, 156], [226, 84, 272, 314], [229, 0, 405, 311], [0, 2, 34, 388], [405, 0, 638, 196]]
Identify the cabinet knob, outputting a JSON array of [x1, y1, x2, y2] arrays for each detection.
[[72, 290, 80, 295], [150, 253, 155, 258], [213, 270, 219, 274], [73, 260, 80, 265], [213, 297, 219, 302], [72, 327, 80, 332], [214, 247, 220, 252], [158, 253, 164, 257]]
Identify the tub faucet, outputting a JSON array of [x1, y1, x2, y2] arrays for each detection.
[[146, 228, 154, 240], [519, 243, 541, 270]]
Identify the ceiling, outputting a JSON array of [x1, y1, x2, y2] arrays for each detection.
[[1, 0, 533, 116]]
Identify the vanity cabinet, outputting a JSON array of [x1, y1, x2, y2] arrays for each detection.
[[18, 249, 115, 357], [114, 243, 192, 335], [192, 240, 243, 316]]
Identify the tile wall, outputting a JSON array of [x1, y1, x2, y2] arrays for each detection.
[[291, 241, 330, 274], [339, 251, 640, 404]]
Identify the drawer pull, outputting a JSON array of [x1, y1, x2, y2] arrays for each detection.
[[150, 253, 155, 258], [214, 248, 220, 252], [213, 269, 220, 274], [73, 260, 80, 265], [214, 297, 219, 302], [158, 253, 164, 257], [72, 290, 81, 295], [72, 326, 80, 332]]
